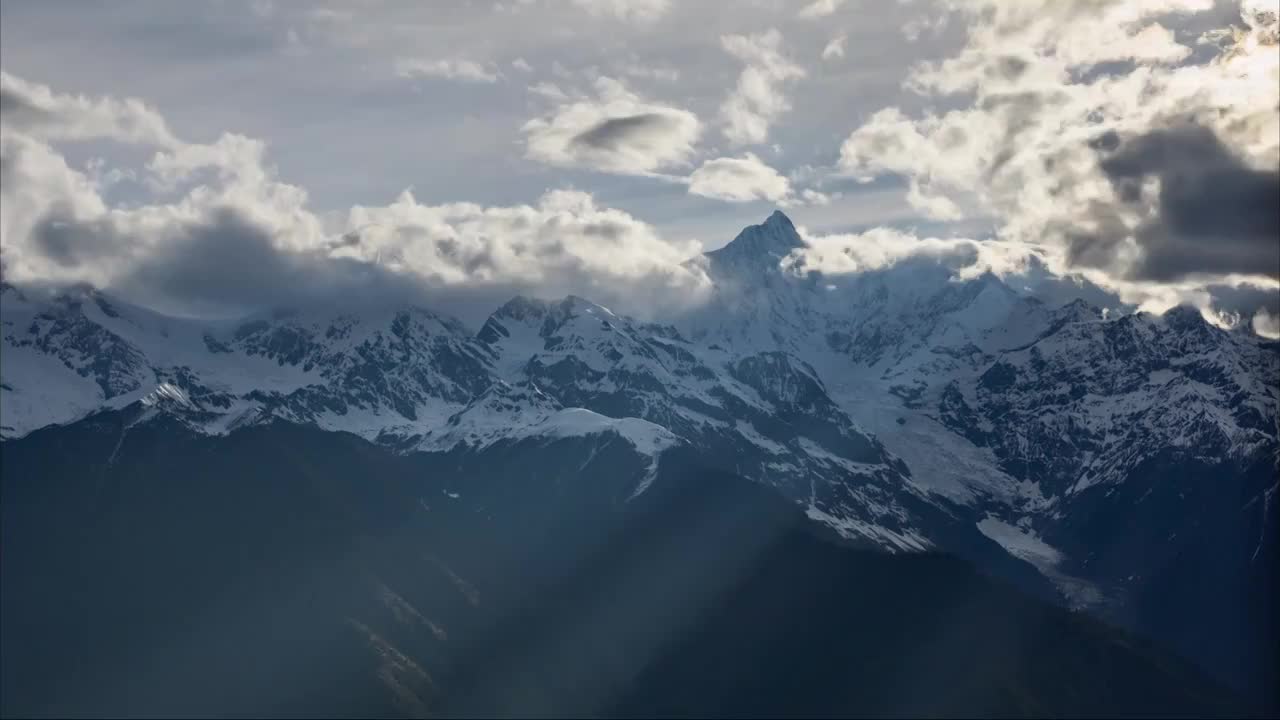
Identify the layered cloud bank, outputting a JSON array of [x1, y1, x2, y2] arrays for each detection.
[[1, 0, 1276, 335], [828, 0, 1279, 333], [0, 72, 711, 324]]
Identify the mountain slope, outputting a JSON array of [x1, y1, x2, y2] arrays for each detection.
[[0, 418, 1243, 718], [682, 213, 1280, 701]]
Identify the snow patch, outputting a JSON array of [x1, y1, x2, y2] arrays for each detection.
[[976, 517, 1062, 566]]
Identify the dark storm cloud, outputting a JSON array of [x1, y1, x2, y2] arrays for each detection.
[[1204, 281, 1280, 320], [121, 208, 433, 315], [1091, 123, 1280, 281], [18, 201, 709, 329], [570, 113, 680, 151], [31, 213, 121, 268], [23, 206, 433, 317]]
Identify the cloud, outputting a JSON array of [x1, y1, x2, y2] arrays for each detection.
[[1085, 122, 1280, 281], [0, 71, 178, 147], [528, 82, 570, 102], [688, 154, 792, 203], [1254, 308, 1280, 338], [118, 209, 432, 316], [783, 222, 1280, 336], [511, 57, 534, 73], [569, 0, 671, 22], [0, 72, 711, 324], [902, 13, 948, 42], [0, 124, 331, 316], [343, 189, 711, 320], [719, 29, 806, 146], [822, 34, 847, 61], [794, 188, 834, 207], [684, 153, 832, 207], [838, 0, 1279, 291], [799, 0, 846, 19], [522, 77, 700, 175], [572, 114, 675, 150], [1200, 279, 1280, 336], [145, 132, 274, 190], [620, 63, 681, 83], [395, 58, 501, 83], [1, 133, 111, 284], [785, 226, 1047, 280]]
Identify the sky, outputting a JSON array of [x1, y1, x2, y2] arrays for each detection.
[[1, 0, 1277, 332]]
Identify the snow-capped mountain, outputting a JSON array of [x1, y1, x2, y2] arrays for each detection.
[[475, 292, 931, 549], [681, 212, 1279, 692], [2, 211, 1276, 691], [0, 283, 493, 439]]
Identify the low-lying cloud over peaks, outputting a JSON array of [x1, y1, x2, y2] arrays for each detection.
[[836, 0, 1278, 330], [1, 1, 1275, 337], [342, 189, 712, 317], [0, 73, 711, 325]]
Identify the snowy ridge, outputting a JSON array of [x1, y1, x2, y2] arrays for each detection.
[[2, 212, 1276, 572], [473, 284, 928, 546], [679, 215, 1277, 607]]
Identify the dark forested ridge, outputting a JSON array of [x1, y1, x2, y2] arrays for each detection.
[[0, 412, 1253, 718]]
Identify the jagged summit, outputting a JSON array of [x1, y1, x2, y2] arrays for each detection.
[[705, 210, 805, 268], [1158, 303, 1211, 327], [763, 208, 795, 229], [488, 294, 614, 322]]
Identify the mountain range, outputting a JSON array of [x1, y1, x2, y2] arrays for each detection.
[[2, 210, 1276, 716]]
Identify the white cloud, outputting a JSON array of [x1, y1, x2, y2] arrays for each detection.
[[521, 77, 701, 176], [902, 13, 947, 42], [688, 153, 792, 203], [785, 226, 1044, 279], [146, 133, 273, 190], [822, 34, 847, 61], [0, 72, 711, 322], [839, 0, 1279, 284], [620, 63, 681, 83], [1254, 307, 1280, 338], [511, 57, 534, 73], [687, 154, 833, 207], [0, 71, 179, 147], [395, 58, 501, 84], [783, 224, 1279, 331], [1, 133, 109, 284], [719, 29, 806, 146], [798, 0, 845, 19], [807, 0, 1280, 334], [570, 0, 670, 22], [793, 188, 834, 207], [345, 188, 711, 315], [528, 81, 570, 102]]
